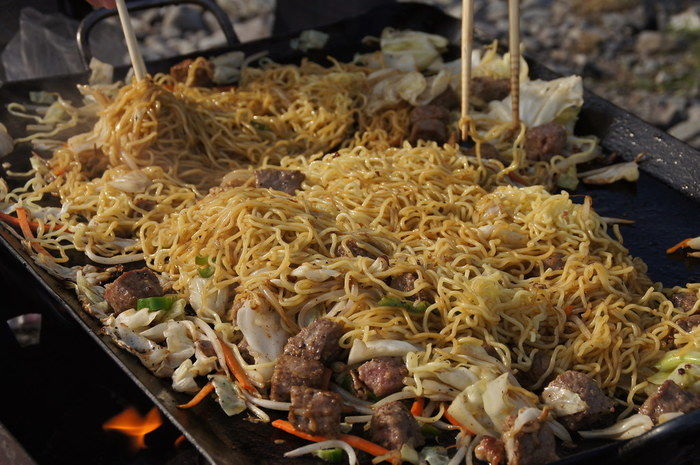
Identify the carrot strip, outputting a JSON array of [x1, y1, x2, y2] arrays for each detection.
[[667, 238, 692, 254], [410, 397, 424, 417], [177, 382, 215, 409], [444, 411, 475, 435], [0, 211, 62, 232], [218, 336, 256, 393], [16, 208, 50, 256], [271, 420, 390, 458], [563, 305, 576, 315]]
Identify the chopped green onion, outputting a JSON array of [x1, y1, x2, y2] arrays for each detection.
[[136, 296, 177, 312], [198, 266, 214, 278], [420, 424, 441, 437], [378, 296, 430, 313], [313, 448, 343, 462], [655, 351, 700, 371], [195, 255, 209, 265], [251, 121, 269, 131]]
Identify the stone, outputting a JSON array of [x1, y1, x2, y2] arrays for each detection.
[[635, 31, 664, 55], [162, 5, 206, 33]]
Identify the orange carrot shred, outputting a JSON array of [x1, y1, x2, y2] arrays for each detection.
[[444, 411, 475, 435], [0, 211, 62, 232], [564, 305, 576, 315], [410, 397, 425, 417], [271, 420, 390, 458], [16, 208, 50, 256], [218, 336, 256, 394], [178, 382, 215, 409], [667, 238, 692, 254]]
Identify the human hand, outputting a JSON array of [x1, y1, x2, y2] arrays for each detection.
[[87, 0, 117, 8]]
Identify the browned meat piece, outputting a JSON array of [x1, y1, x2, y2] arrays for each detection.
[[289, 386, 343, 437], [283, 318, 345, 363], [104, 268, 164, 314], [671, 292, 698, 313], [462, 143, 500, 159], [389, 272, 430, 302], [254, 169, 305, 195], [133, 197, 157, 212], [502, 412, 558, 465], [543, 253, 565, 271], [357, 357, 407, 397], [237, 339, 255, 364], [371, 401, 424, 450], [475, 436, 506, 465], [349, 369, 372, 399], [677, 315, 700, 333], [170, 58, 214, 87], [409, 105, 450, 124], [542, 370, 614, 431], [524, 122, 567, 161], [471, 77, 510, 105], [429, 86, 459, 109], [270, 355, 331, 401], [515, 351, 552, 389], [195, 339, 217, 358], [338, 238, 379, 259], [409, 119, 447, 145], [639, 380, 700, 423]]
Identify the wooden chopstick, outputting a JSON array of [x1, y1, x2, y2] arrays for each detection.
[[508, 0, 521, 127], [115, 0, 147, 80], [460, 0, 474, 141]]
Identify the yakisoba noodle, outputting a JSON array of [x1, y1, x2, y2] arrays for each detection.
[[1, 34, 697, 465], [141, 144, 684, 410]]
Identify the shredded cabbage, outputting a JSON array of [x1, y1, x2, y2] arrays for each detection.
[[379, 28, 447, 71], [211, 374, 247, 416], [347, 339, 420, 365], [579, 161, 639, 185], [579, 413, 653, 440], [290, 30, 329, 52]]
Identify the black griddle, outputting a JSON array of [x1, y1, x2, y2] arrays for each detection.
[[0, 3, 699, 465]]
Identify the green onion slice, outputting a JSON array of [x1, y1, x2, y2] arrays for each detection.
[[136, 296, 177, 312]]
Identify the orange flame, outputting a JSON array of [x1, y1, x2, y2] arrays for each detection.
[[103, 407, 162, 450]]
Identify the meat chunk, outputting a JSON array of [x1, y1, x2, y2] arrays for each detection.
[[471, 77, 510, 105], [133, 197, 157, 212], [502, 412, 558, 465], [254, 169, 305, 195], [283, 318, 344, 363], [676, 315, 700, 333], [542, 370, 614, 431], [639, 380, 700, 424], [357, 357, 407, 397], [195, 339, 217, 358], [475, 436, 506, 465], [409, 119, 447, 145], [269, 355, 331, 401], [671, 292, 698, 313], [170, 58, 214, 87], [461, 143, 500, 159], [389, 272, 430, 302], [289, 386, 343, 437], [104, 268, 164, 314], [542, 253, 565, 271], [515, 351, 552, 389], [338, 238, 379, 259], [429, 86, 459, 109], [409, 105, 450, 124], [524, 122, 567, 161], [237, 339, 255, 364], [371, 401, 424, 450]]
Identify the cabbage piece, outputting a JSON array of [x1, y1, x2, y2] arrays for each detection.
[[0, 123, 13, 157], [115, 308, 162, 330], [579, 413, 653, 440], [291, 262, 341, 282], [108, 170, 151, 193], [88, 57, 114, 86], [557, 165, 579, 190], [366, 69, 452, 113], [379, 28, 448, 71], [188, 276, 229, 316], [172, 359, 199, 393], [211, 51, 245, 85], [482, 373, 535, 432], [477, 224, 528, 248], [542, 384, 587, 416], [211, 374, 247, 416], [419, 446, 450, 465], [290, 30, 329, 52], [579, 161, 639, 185], [235, 296, 289, 380], [105, 323, 169, 373], [435, 367, 479, 391], [446, 379, 495, 436], [483, 75, 583, 128], [347, 339, 421, 365]]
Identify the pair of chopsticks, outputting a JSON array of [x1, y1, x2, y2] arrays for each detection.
[[110, 0, 147, 81], [460, 0, 521, 141]]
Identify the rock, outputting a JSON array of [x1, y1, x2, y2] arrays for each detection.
[[635, 31, 664, 55], [198, 29, 226, 50], [162, 5, 206, 33], [669, 119, 700, 142], [652, 97, 688, 128]]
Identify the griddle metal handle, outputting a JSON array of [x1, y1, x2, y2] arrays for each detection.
[[76, 0, 239, 69]]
